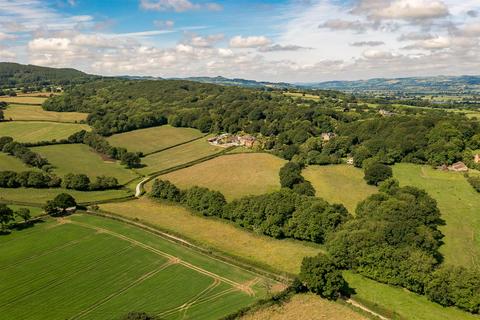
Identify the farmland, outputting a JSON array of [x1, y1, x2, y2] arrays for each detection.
[[152, 153, 286, 201], [32, 144, 139, 184], [139, 137, 224, 175], [107, 125, 204, 154], [0, 121, 90, 143], [100, 198, 322, 275], [0, 153, 34, 172], [0, 96, 46, 104], [393, 164, 480, 269], [4, 104, 87, 122], [0, 213, 269, 319], [302, 165, 377, 213]]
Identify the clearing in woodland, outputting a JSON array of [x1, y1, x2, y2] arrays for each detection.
[[4, 104, 87, 123], [0, 213, 270, 320], [0, 121, 90, 143]]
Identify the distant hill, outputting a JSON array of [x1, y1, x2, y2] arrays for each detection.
[[300, 76, 480, 94], [178, 76, 295, 89], [0, 62, 97, 89]]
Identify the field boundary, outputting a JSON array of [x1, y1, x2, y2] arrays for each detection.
[[142, 133, 210, 157]]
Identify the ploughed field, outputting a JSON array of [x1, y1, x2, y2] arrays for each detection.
[[0, 121, 90, 143], [4, 104, 88, 123], [0, 214, 269, 320]]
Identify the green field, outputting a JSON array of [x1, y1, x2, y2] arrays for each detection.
[[0, 122, 90, 143], [139, 137, 224, 175], [0, 213, 268, 319], [4, 104, 87, 123], [152, 153, 286, 201], [32, 144, 139, 184], [302, 165, 377, 213], [0, 153, 35, 172], [107, 125, 204, 154], [393, 164, 480, 269], [0, 187, 133, 205]]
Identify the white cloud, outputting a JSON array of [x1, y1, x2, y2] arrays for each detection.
[[353, 0, 449, 21], [153, 19, 175, 29], [139, 0, 222, 12], [362, 49, 395, 59], [28, 38, 71, 51], [351, 41, 385, 47], [229, 36, 271, 48], [0, 31, 15, 41]]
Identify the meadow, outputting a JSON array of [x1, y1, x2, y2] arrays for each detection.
[[4, 104, 87, 123], [302, 165, 377, 213], [0, 153, 35, 172], [0, 213, 268, 320], [107, 125, 204, 154], [0, 96, 46, 104], [0, 121, 90, 143], [100, 198, 322, 275], [32, 144, 139, 184], [152, 153, 286, 201], [393, 164, 480, 269], [139, 137, 224, 175]]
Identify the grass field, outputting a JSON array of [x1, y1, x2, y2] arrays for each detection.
[[0, 121, 90, 143], [302, 165, 377, 213], [0, 213, 269, 319], [393, 164, 480, 269], [0, 153, 35, 172], [4, 104, 87, 122], [241, 293, 367, 320], [100, 198, 322, 275], [0, 187, 133, 205], [139, 137, 224, 175], [0, 96, 46, 104], [151, 153, 286, 201], [32, 144, 139, 184], [107, 125, 204, 154]]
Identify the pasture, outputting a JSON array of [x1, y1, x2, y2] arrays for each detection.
[[6, 205, 44, 220], [152, 153, 286, 201], [0, 213, 268, 319], [0, 153, 35, 172], [241, 293, 367, 320], [4, 104, 87, 123], [107, 125, 204, 154], [139, 137, 224, 175], [100, 198, 322, 275], [393, 164, 480, 269], [302, 165, 377, 213], [32, 144, 139, 184], [0, 96, 46, 104], [0, 121, 90, 143]]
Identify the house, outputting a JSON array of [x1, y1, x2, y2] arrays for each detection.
[[448, 161, 469, 172], [238, 135, 256, 148], [321, 132, 336, 142], [346, 157, 354, 165], [379, 109, 395, 117], [475, 154, 480, 164], [208, 134, 256, 148]]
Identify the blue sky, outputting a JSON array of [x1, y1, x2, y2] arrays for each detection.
[[0, 0, 479, 82]]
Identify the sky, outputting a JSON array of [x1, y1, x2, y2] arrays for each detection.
[[0, 0, 479, 82]]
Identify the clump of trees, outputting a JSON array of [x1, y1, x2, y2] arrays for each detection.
[[0, 204, 32, 233], [0, 170, 61, 188], [279, 162, 315, 196], [363, 162, 392, 185], [44, 193, 77, 216], [119, 312, 159, 320], [150, 179, 182, 201], [63, 173, 119, 191], [0, 136, 49, 169]]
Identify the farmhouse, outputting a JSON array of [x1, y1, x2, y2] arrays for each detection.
[[346, 157, 354, 165], [208, 133, 256, 148], [475, 154, 480, 164], [321, 132, 336, 142], [448, 161, 469, 172], [379, 109, 395, 117]]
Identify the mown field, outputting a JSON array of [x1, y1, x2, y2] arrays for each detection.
[[0, 96, 46, 104], [0, 153, 35, 172], [393, 164, 480, 269], [100, 198, 322, 275], [107, 125, 204, 154], [139, 137, 224, 175], [302, 165, 377, 213], [0, 121, 90, 143], [241, 293, 367, 320], [32, 144, 139, 184], [151, 153, 286, 201], [4, 104, 87, 123], [0, 213, 268, 320], [0, 187, 132, 205]]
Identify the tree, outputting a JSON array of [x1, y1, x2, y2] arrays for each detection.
[[121, 152, 141, 168], [120, 312, 159, 320], [363, 162, 392, 186], [0, 204, 14, 232], [299, 254, 348, 300], [15, 208, 31, 223], [150, 179, 182, 202], [45, 193, 77, 216], [0, 110, 4, 121]]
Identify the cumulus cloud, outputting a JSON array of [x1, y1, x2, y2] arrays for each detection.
[[398, 32, 434, 41], [259, 44, 311, 52], [28, 38, 71, 51], [362, 49, 395, 59], [139, 0, 222, 12], [403, 36, 451, 50], [350, 41, 385, 47], [0, 49, 16, 59], [352, 0, 449, 21], [0, 31, 16, 41], [229, 36, 271, 48], [185, 33, 224, 47]]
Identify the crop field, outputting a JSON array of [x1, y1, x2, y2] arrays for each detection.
[[0, 187, 132, 205], [0, 153, 35, 172], [241, 293, 367, 320], [107, 125, 204, 154], [3, 104, 87, 122], [0, 121, 90, 143], [393, 164, 480, 269], [100, 198, 322, 274], [302, 165, 377, 213], [152, 153, 286, 201], [139, 137, 224, 175], [32, 144, 139, 184], [0, 96, 46, 104], [0, 213, 269, 320]]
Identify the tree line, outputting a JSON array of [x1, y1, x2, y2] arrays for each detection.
[[0, 136, 49, 169]]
